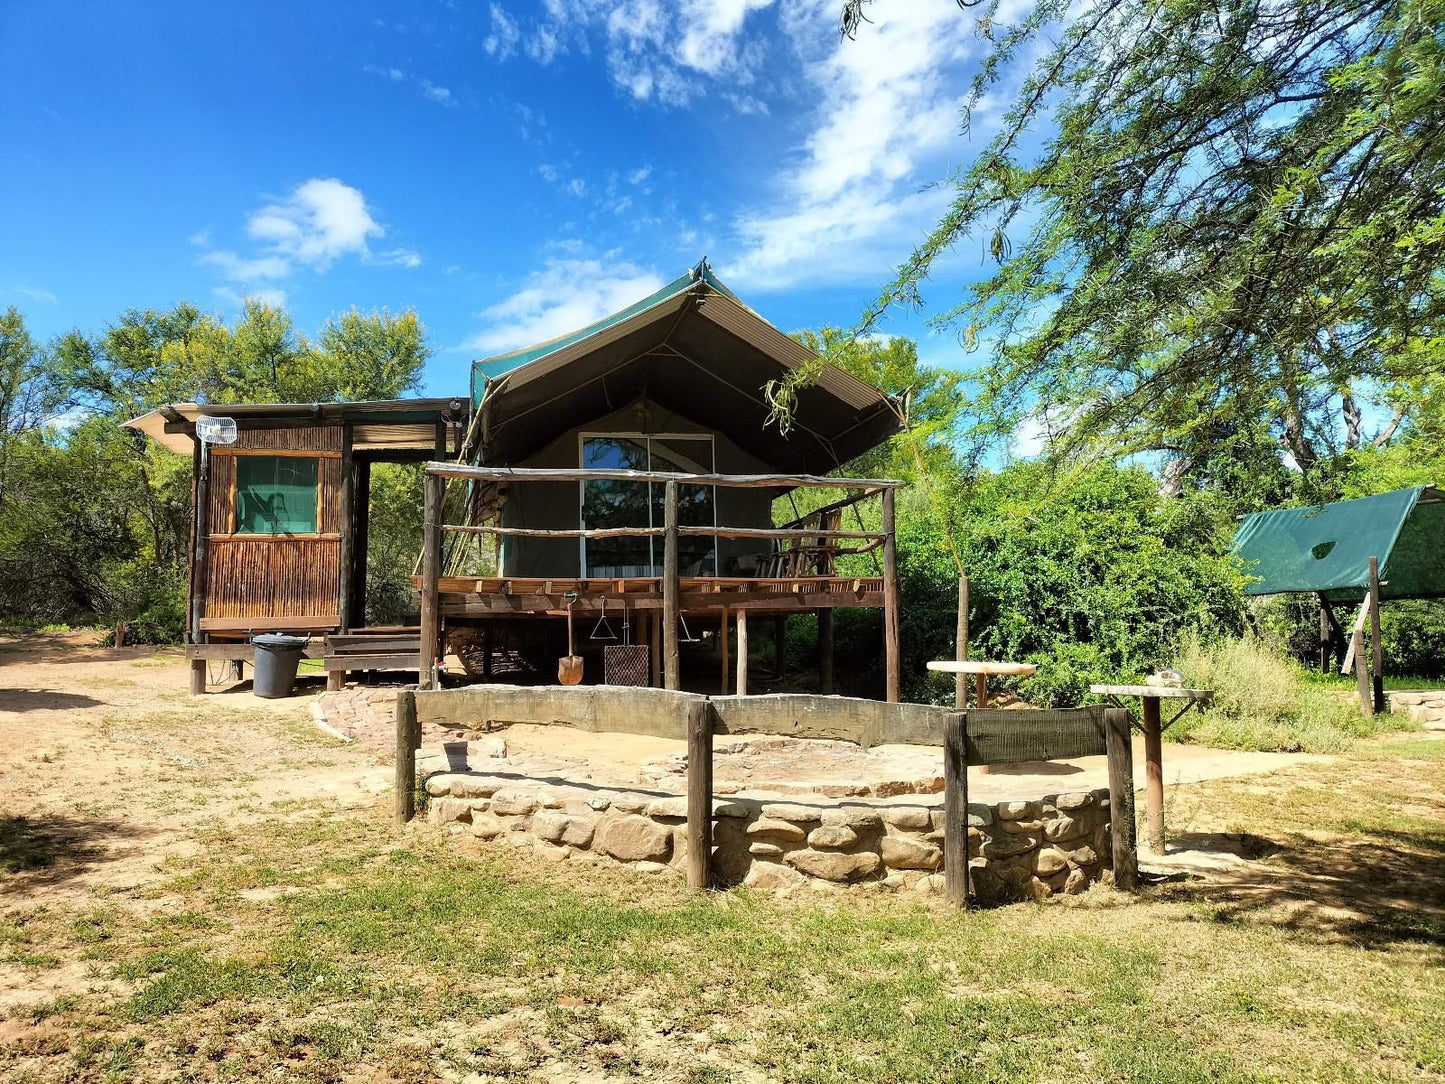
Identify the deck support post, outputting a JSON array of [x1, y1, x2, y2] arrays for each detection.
[[1105, 707, 1139, 890], [189, 438, 212, 695], [663, 479, 680, 690], [817, 609, 834, 694], [719, 608, 730, 695], [942, 711, 968, 908], [881, 487, 900, 703], [1141, 695, 1164, 853], [419, 471, 444, 689], [350, 458, 371, 629], [1318, 595, 1332, 673], [1369, 555, 1384, 714], [955, 575, 969, 708], [735, 609, 748, 696], [337, 424, 354, 635], [686, 700, 713, 889]]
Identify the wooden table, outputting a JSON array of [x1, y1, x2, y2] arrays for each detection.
[[927, 660, 1037, 709], [1089, 684, 1213, 854]]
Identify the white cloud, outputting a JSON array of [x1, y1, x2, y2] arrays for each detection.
[[8, 284, 59, 305], [722, 2, 974, 291], [538, 163, 559, 182], [464, 256, 665, 355], [196, 177, 419, 291], [565, 178, 587, 197], [212, 285, 288, 310], [484, 3, 520, 59], [363, 64, 406, 82], [419, 79, 453, 105], [626, 165, 651, 185]]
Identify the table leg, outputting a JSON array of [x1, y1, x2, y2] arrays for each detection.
[[1142, 695, 1164, 854], [976, 674, 991, 774]]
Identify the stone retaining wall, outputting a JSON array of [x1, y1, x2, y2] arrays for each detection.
[[1389, 691, 1445, 731], [422, 764, 1112, 903]]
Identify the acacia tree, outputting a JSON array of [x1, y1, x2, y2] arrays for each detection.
[[835, 0, 1445, 494]]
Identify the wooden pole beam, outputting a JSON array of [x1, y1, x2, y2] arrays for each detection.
[[881, 488, 900, 704], [1141, 695, 1164, 854], [395, 690, 418, 824], [337, 424, 355, 634], [1369, 555, 1385, 714], [719, 608, 730, 695], [736, 609, 749, 697], [955, 575, 969, 709], [1104, 707, 1138, 891], [419, 472, 444, 689], [943, 712, 968, 908], [425, 461, 906, 491], [663, 479, 680, 691], [685, 700, 713, 890]]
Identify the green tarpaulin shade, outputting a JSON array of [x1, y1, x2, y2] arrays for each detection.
[[1231, 486, 1445, 602]]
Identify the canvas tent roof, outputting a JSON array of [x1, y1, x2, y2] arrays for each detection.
[[1231, 486, 1445, 602], [469, 259, 902, 475]]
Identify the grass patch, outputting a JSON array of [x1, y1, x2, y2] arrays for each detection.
[[1169, 634, 1412, 752]]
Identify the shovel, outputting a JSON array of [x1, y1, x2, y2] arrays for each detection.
[[559, 596, 584, 685]]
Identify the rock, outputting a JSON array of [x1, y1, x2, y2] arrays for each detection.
[[965, 804, 994, 827], [491, 790, 537, 817], [996, 801, 1034, 821], [999, 818, 1044, 836], [807, 825, 858, 850], [1024, 876, 1053, 900], [822, 806, 884, 830], [1034, 847, 1069, 876], [881, 806, 932, 831], [536, 791, 564, 810], [1066, 845, 1099, 867], [634, 861, 670, 874], [1064, 868, 1090, 895], [424, 775, 453, 797], [448, 776, 503, 799], [760, 803, 823, 824], [712, 800, 750, 818], [610, 795, 650, 814], [532, 812, 596, 848], [785, 849, 882, 883], [473, 736, 508, 759], [880, 835, 942, 870], [991, 859, 1034, 887], [981, 835, 1039, 859], [749, 841, 785, 857], [427, 798, 473, 825], [882, 871, 908, 889], [915, 873, 945, 895], [587, 797, 612, 812], [1043, 816, 1091, 843], [645, 796, 690, 820], [595, 815, 672, 863], [1055, 791, 1094, 812], [743, 862, 806, 892], [470, 813, 504, 840], [745, 817, 807, 841], [536, 843, 569, 863]]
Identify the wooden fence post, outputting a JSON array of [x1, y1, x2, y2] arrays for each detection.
[[881, 488, 900, 703], [395, 689, 419, 825], [663, 479, 680, 691], [719, 608, 730, 695], [1369, 555, 1384, 714], [942, 711, 969, 908], [736, 609, 748, 697], [419, 471, 443, 689], [1104, 707, 1138, 891], [955, 575, 969, 708], [686, 700, 713, 889]]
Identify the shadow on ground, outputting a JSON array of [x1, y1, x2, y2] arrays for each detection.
[[0, 689, 105, 712], [0, 814, 158, 893], [1165, 827, 1445, 950]]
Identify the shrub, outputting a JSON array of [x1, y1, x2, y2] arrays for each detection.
[[1167, 633, 1408, 753]]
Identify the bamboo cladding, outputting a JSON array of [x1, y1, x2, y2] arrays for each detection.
[[231, 425, 344, 452], [318, 457, 343, 534], [208, 454, 235, 535], [205, 538, 341, 618]]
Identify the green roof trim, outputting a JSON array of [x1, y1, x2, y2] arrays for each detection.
[[470, 259, 742, 407], [1231, 486, 1445, 601]]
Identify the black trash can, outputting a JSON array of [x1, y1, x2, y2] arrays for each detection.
[[251, 634, 309, 698]]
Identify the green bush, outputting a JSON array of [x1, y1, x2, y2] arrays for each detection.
[[1168, 633, 1409, 753]]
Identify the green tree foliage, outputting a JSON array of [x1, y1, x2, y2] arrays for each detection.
[[842, 0, 1444, 492], [0, 303, 431, 637]]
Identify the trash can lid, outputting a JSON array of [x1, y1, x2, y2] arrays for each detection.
[[251, 633, 310, 649]]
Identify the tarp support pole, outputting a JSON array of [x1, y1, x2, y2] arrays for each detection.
[[1370, 555, 1385, 714]]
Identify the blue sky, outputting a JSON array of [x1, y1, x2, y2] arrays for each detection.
[[1, 0, 1010, 399]]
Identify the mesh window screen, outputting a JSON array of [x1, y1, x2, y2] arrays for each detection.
[[235, 456, 320, 534]]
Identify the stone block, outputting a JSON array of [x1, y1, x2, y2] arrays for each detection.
[[470, 813, 504, 840], [428, 798, 473, 825], [746, 817, 807, 841], [996, 801, 1034, 821], [981, 834, 1039, 859], [749, 841, 785, 858], [881, 806, 932, 831], [785, 849, 881, 883], [807, 825, 858, 850], [491, 790, 537, 817], [1043, 815, 1090, 843], [533, 811, 596, 848], [743, 862, 806, 892], [1066, 845, 1099, 867], [595, 815, 672, 863], [1034, 847, 1069, 876], [1064, 867, 1090, 895], [536, 791, 564, 810], [1055, 791, 1094, 812], [880, 835, 941, 871], [449, 776, 503, 799], [587, 797, 612, 812], [645, 796, 690, 820], [713, 800, 750, 818], [761, 803, 823, 824], [610, 794, 650, 814], [822, 806, 884, 831], [999, 818, 1044, 836]]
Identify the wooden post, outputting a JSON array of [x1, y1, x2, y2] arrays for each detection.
[[663, 479, 680, 691], [337, 425, 354, 634], [1141, 694, 1164, 854], [419, 471, 444, 689], [685, 700, 713, 889], [881, 487, 900, 703], [395, 689, 419, 824], [736, 609, 748, 697], [955, 575, 969, 708], [326, 670, 344, 692], [650, 609, 662, 687], [817, 609, 834, 694], [1369, 555, 1384, 714], [189, 439, 211, 696], [1318, 595, 1331, 673], [772, 616, 786, 679], [974, 672, 993, 775], [1353, 625, 1371, 715], [942, 712, 969, 908], [1104, 707, 1138, 891], [719, 608, 730, 695]]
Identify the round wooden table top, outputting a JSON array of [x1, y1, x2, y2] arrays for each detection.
[[927, 660, 1038, 676], [1089, 684, 1213, 699]]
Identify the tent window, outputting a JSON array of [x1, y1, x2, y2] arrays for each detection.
[[235, 456, 320, 535], [1311, 541, 1337, 560]]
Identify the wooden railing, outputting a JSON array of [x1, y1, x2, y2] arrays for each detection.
[[419, 463, 905, 700], [393, 685, 1140, 909]]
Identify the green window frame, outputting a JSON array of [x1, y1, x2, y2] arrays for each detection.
[[234, 455, 320, 535]]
